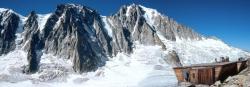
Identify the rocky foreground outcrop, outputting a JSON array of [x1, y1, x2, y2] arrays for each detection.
[[211, 60, 250, 87], [210, 69, 250, 87], [0, 9, 19, 55]]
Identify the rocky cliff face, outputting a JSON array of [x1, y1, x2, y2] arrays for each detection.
[[105, 4, 202, 55], [21, 4, 110, 73], [22, 11, 41, 73], [0, 4, 204, 73], [42, 4, 108, 73], [106, 4, 163, 55], [0, 9, 19, 55], [0, 4, 239, 74]]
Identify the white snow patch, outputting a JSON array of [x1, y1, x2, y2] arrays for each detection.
[[77, 44, 177, 87], [156, 30, 249, 66], [15, 16, 27, 48], [139, 5, 161, 26], [125, 5, 133, 17], [37, 13, 52, 31], [101, 16, 113, 37], [53, 13, 65, 29], [0, 50, 27, 75], [0, 39, 249, 87], [0, 8, 8, 13], [0, 31, 249, 87], [167, 39, 248, 65], [0, 44, 177, 87], [16, 15, 27, 33]]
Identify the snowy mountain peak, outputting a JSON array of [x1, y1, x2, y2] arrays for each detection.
[[139, 5, 162, 26], [0, 8, 15, 14], [124, 4, 141, 16], [55, 4, 96, 16], [123, 4, 161, 24], [0, 8, 9, 12], [0, 8, 16, 19], [113, 4, 202, 43], [139, 5, 161, 17]]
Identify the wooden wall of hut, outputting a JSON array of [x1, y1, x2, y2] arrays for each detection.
[[173, 67, 189, 82], [173, 59, 249, 85], [189, 67, 215, 85], [237, 60, 247, 73], [214, 62, 237, 81]]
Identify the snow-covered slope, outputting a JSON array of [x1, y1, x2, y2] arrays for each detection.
[[0, 39, 248, 87], [0, 43, 177, 87], [37, 13, 52, 31], [164, 38, 249, 65]]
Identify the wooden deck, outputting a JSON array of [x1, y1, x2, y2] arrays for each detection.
[[173, 60, 248, 85]]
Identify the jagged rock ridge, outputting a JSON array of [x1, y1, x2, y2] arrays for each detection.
[[0, 9, 20, 55], [0, 4, 244, 74], [105, 4, 202, 55], [0, 4, 205, 73], [21, 4, 110, 73]]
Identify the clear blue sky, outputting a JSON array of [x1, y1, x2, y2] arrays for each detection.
[[1, 0, 249, 51]]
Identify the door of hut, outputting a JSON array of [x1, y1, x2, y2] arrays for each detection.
[[198, 67, 215, 85], [189, 67, 215, 85]]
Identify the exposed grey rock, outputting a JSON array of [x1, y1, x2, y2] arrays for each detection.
[[73, 78, 89, 84], [210, 81, 222, 87], [43, 4, 108, 73], [22, 11, 42, 74], [0, 9, 19, 55], [23, 11, 38, 42], [24, 33, 40, 73], [35, 63, 69, 82], [22, 11, 43, 50], [106, 4, 202, 55], [210, 68, 250, 87], [107, 5, 159, 55], [17, 4, 111, 73], [164, 50, 182, 67], [153, 65, 164, 70], [19, 4, 203, 73], [0, 4, 234, 75], [153, 16, 202, 41], [38, 70, 67, 82], [94, 16, 112, 57]]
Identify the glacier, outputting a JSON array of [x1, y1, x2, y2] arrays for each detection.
[[0, 39, 249, 87]]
